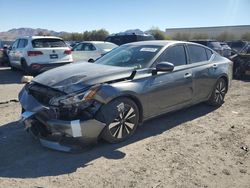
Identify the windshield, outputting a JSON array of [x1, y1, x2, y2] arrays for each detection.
[[32, 38, 67, 48], [95, 45, 162, 69], [95, 42, 118, 50]]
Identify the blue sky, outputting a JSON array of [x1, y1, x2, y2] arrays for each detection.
[[0, 0, 249, 33]]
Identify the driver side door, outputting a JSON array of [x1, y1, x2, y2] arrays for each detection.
[[143, 45, 193, 118]]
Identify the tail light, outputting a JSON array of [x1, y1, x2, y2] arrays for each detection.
[[31, 64, 42, 70], [27, 51, 43, 56], [64, 50, 71, 55]]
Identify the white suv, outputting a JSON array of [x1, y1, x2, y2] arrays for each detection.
[[9, 36, 73, 74]]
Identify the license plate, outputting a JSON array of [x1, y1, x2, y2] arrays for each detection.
[[50, 54, 58, 59], [245, 70, 250, 75]]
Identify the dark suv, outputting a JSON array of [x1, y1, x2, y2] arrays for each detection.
[[189, 39, 223, 55], [105, 33, 155, 45]]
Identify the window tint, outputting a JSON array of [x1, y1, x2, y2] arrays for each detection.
[[188, 45, 208, 63], [72, 43, 83, 51], [160, 45, 187, 66], [17, 39, 28, 48], [32, 38, 66, 48], [81, 43, 96, 51], [12, 39, 19, 49], [206, 49, 213, 59], [95, 45, 162, 69]]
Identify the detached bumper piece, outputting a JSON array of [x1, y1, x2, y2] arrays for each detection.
[[21, 111, 105, 152]]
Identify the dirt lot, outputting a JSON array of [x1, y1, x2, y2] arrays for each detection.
[[0, 67, 249, 188]]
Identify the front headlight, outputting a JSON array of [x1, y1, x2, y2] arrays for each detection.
[[49, 85, 100, 106]]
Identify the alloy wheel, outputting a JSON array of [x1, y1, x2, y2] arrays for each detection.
[[108, 104, 136, 139], [214, 79, 226, 104]]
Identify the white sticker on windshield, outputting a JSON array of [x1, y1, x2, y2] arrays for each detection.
[[140, 48, 158, 52]]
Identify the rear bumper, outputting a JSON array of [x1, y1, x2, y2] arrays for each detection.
[[29, 62, 73, 73]]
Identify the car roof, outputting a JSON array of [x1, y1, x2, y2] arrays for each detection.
[[123, 40, 200, 47], [16, 36, 63, 40], [79, 41, 115, 44]]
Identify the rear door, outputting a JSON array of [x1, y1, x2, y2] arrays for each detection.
[[186, 44, 215, 101], [30, 38, 69, 64], [144, 44, 193, 117]]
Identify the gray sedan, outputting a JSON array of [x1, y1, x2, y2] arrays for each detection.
[[19, 41, 233, 152]]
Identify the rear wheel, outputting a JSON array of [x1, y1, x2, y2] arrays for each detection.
[[21, 59, 30, 75], [102, 98, 139, 143], [207, 78, 227, 106]]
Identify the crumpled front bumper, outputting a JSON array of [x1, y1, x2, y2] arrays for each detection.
[[19, 88, 106, 152]]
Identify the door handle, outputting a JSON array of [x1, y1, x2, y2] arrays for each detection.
[[184, 73, 192, 78]]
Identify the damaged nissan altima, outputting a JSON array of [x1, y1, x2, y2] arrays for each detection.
[[19, 41, 233, 152]]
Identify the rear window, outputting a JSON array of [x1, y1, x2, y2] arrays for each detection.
[[32, 38, 67, 48], [188, 45, 208, 63]]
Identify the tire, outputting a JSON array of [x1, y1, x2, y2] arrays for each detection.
[[207, 78, 227, 107], [21, 59, 30, 74], [102, 98, 139, 143], [88, 59, 95, 63]]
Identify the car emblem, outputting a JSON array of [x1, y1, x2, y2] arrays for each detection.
[[52, 50, 56, 53]]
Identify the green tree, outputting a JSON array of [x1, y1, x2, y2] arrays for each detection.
[[173, 33, 190, 41], [191, 33, 209, 39], [148, 28, 171, 40], [241, 32, 250, 41], [216, 31, 234, 41]]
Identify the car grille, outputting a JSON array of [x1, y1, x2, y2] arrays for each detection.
[[26, 82, 64, 106]]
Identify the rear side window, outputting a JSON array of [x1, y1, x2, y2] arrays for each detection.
[[206, 49, 213, 59], [159, 45, 187, 66], [32, 38, 67, 48], [188, 45, 208, 63]]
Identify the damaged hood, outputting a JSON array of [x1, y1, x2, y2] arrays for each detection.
[[33, 62, 135, 93]]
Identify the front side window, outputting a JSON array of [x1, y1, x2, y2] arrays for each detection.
[[11, 39, 19, 49], [81, 43, 96, 51], [72, 43, 83, 51], [17, 39, 28, 48], [188, 45, 208, 63], [95, 45, 162, 69], [159, 45, 187, 66]]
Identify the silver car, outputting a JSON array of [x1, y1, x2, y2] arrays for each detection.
[[19, 41, 233, 152], [71, 41, 117, 62]]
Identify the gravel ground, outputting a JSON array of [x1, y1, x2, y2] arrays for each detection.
[[0, 67, 249, 188]]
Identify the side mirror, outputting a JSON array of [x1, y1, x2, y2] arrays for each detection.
[[152, 62, 174, 75]]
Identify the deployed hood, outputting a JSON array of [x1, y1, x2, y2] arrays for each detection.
[[33, 62, 135, 93]]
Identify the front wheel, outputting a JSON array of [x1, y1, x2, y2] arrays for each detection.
[[102, 98, 139, 143], [207, 78, 227, 106]]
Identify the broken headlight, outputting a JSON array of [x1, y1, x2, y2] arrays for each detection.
[[49, 85, 100, 106]]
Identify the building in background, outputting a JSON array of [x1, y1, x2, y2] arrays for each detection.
[[165, 25, 250, 40]]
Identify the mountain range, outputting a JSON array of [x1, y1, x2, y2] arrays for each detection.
[[0, 28, 69, 40], [0, 28, 146, 40]]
